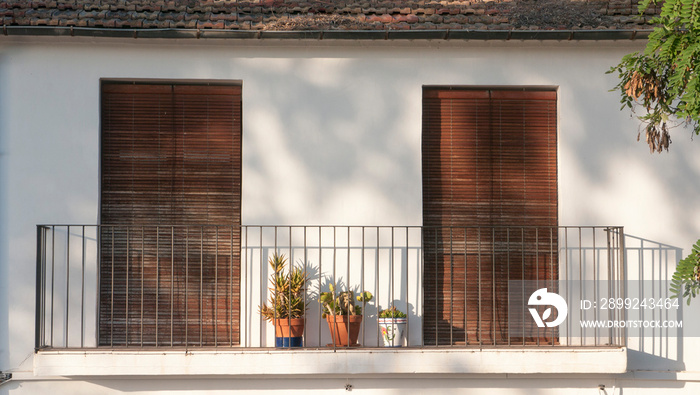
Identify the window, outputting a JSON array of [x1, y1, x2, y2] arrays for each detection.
[[99, 81, 242, 346], [422, 87, 558, 345]]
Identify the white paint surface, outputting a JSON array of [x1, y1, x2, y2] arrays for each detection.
[[2, 36, 700, 394]]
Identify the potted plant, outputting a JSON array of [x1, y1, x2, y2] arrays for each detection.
[[377, 306, 407, 347], [260, 253, 308, 347], [319, 283, 373, 347]]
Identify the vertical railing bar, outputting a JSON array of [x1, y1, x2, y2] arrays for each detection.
[[39, 225, 45, 349], [618, 227, 624, 347], [405, 226, 409, 347], [615, 227, 620, 346], [65, 225, 70, 347], [318, 226, 322, 348], [44, 226, 50, 348], [433, 228, 438, 345], [185, 227, 189, 348], [390, 226, 394, 311], [95, 225, 101, 349], [50, 225, 55, 348], [332, 226, 337, 349], [80, 225, 85, 348], [521, 227, 525, 347], [258, 229, 266, 349], [550, 227, 554, 347], [420, 226, 425, 347], [303, 226, 307, 347], [341, 226, 347, 347], [449, 227, 453, 346], [391, 226, 395, 342], [609, 227, 614, 347], [272, 226, 278, 348], [464, 227, 468, 346], [46, 226, 51, 348], [491, 227, 495, 346], [604, 228, 616, 344], [477, 227, 482, 348], [506, 228, 510, 347], [620, 228, 624, 346], [611, 227, 617, 345], [564, 227, 570, 347], [360, 226, 365, 347], [578, 227, 583, 346], [619, 227, 627, 347], [238, 226, 244, 347], [214, 226, 219, 346], [140, 227, 144, 347], [110, 226, 115, 347], [289, 226, 293, 339], [347, 226, 352, 347], [156, 226, 160, 347], [376, 227, 380, 347], [125, 227, 130, 346], [258, 227, 264, 347], [592, 227, 597, 346], [35, 226, 45, 350], [610, 227, 625, 345], [534, 227, 539, 346], [616, 228, 623, 347], [611, 228, 618, 346], [639, 237, 645, 345], [200, 226, 204, 347], [170, 227, 174, 347]]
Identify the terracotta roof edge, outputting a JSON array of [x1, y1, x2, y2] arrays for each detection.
[[1, 26, 653, 41]]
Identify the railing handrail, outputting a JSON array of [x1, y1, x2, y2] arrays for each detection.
[[37, 224, 625, 229]]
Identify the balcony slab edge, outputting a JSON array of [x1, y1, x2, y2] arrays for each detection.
[[34, 348, 627, 377]]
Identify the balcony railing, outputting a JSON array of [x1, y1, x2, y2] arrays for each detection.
[[36, 225, 625, 350]]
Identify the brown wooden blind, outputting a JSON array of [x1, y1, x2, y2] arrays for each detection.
[[99, 82, 241, 346], [422, 88, 558, 345]]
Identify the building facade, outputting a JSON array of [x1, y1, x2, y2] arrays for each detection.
[[2, 1, 700, 394]]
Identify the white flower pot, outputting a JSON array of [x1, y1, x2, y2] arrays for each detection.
[[378, 317, 407, 347]]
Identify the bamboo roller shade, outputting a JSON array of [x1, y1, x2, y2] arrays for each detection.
[[99, 82, 241, 346], [422, 88, 558, 345]]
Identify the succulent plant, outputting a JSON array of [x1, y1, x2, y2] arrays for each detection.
[[319, 282, 373, 318], [378, 305, 407, 319], [260, 253, 309, 321]]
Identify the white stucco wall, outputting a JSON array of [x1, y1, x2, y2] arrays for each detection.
[[2, 35, 700, 394]]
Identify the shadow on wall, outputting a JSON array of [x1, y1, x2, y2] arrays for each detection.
[[564, 58, 700, 246], [238, 56, 426, 225], [624, 234, 687, 372]]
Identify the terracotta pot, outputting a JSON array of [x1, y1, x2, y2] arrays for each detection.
[[275, 318, 305, 347], [326, 314, 363, 347]]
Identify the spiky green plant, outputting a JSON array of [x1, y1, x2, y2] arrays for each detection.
[[319, 282, 373, 318], [378, 306, 407, 319], [260, 253, 308, 321], [670, 239, 700, 305]]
